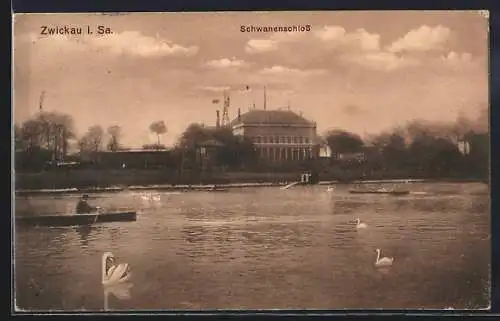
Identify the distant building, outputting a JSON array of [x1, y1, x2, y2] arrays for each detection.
[[230, 108, 318, 162], [196, 138, 224, 171], [317, 140, 332, 158], [457, 140, 471, 155], [82, 148, 176, 169]]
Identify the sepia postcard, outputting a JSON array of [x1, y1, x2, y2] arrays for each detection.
[[12, 11, 490, 312]]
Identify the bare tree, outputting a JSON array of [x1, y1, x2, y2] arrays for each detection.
[[472, 106, 488, 134], [149, 120, 167, 146], [79, 125, 104, 156], [18, 112, 76, 160]]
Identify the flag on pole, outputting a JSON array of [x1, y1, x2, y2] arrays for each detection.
[[212, 99, 220, 104], [39, 91, 46, 111]]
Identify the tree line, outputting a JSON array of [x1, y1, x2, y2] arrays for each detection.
[[14, 111, 168, 170], [321, 109, 488, 179], [14, 108, 489, 180]]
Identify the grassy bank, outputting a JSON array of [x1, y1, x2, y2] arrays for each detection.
[[14, 169, 301, 190], [14, 168, 487, 191]]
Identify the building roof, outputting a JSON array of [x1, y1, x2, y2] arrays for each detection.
[[231, 109, 315, 126], [313, 135, 327, 145]]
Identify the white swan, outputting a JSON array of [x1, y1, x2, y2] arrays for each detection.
[[374, 248, 394, 267], [102, 252, 131, 286], [355, 218, 367, 229], [327, 186, 335, 192], [140, 193, 161, 201]]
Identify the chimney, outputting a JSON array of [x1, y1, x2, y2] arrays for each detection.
[[263, 86, 267, 110], [238, 108, 241, 121], [216, 110, 220, 128]]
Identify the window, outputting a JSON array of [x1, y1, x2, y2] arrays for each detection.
[[305, 137, 310, 144], [287, 137, 292, 144]]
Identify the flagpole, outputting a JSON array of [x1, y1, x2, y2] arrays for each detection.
[[263, 86, 267, 110]]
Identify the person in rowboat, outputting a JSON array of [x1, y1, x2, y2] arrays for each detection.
[[76, 194, 99, 214]]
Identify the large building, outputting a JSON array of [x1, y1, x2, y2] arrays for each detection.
[[230, 108, 318, 162]]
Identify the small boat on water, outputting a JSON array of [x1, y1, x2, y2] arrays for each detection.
[[348, 189, 410, 196], [16, 211, 137, 227]]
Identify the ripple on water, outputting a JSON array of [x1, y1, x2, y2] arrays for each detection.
[[14, 182, 490, 310]]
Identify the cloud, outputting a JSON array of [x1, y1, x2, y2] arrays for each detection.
[[260, 65, 327, 76], [198, 86, 230, 93], [245, 26, 381, 56], [25, 31, 199, 58], [314, 26, 381, 51], [386, 25, 451, 53], [341, 52, 421, 72], [241, 24, 476, 74], [242, 25, 425, 73], [245, 39, 278, 53], [435, 51, 483, 72], [245, 31, 307, 54], [19, 33, 87, 53], [204, 57, 247, 68], [310, 25, 461, 72], [88, 31, 199, 57], [442, 51, 473, 64]]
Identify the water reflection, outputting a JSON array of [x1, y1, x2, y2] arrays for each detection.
[[74, 225, 93, 246], [375, 267, 391, 275], [14, 183, 490, 310], [103, 282, 133, 311], [183, 225, 210, 244]]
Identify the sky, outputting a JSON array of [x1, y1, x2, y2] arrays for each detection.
[[13, 11, 489, 148]]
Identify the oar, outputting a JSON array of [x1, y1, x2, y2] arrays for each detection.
[[92, 206, 103, 224]]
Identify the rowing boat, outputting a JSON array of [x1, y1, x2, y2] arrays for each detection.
[[348, 190, 410, 196], [16, 211, 137, 227]]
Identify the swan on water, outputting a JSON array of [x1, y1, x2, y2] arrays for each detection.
[[374, 248, 394, 267], [140, 193, 160, 201], [327, 186, 335, 192], [102, 252, 131, 286], [355, 218, 367, 229]]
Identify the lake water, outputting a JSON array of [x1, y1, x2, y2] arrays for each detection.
[[14, 182, 490, 311]]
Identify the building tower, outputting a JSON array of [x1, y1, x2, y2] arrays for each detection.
[[222, 91, 230, 126]]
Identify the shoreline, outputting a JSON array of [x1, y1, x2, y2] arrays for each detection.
[[14, 178, 486, 196]]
